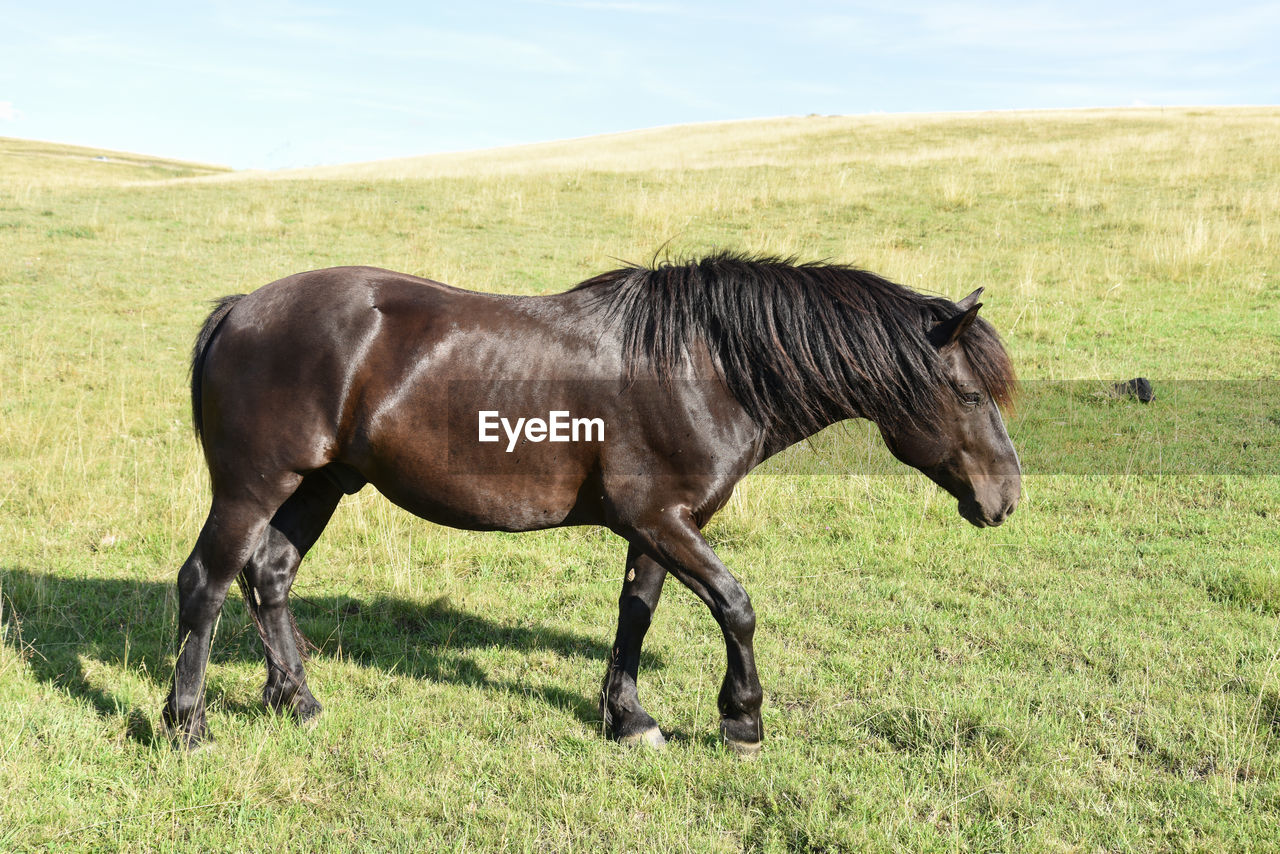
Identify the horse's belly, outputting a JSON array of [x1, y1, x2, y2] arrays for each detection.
[[366, 468, 598, 532], [350, 363, 612, 532]]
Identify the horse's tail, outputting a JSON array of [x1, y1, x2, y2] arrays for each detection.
[[235, 576, 317, 662], [190, 294, 245, 445]]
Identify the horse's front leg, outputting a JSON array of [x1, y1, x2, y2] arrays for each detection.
[[633, 509, 763, 753], [601, 545, 668, 747]]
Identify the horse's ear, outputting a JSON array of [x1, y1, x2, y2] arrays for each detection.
[[929, 302, 982, 348], [955, 287, 984, 312]]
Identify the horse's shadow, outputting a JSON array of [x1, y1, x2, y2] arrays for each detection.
[[0, 565, 646, 746]]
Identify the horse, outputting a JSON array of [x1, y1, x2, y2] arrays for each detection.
[[163, 253, 1020, 752]]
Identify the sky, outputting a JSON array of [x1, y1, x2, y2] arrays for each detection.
[[1, 1, 1277, 170]]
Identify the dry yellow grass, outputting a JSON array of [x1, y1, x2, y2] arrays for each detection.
[[198, 106, 1279, 182], [0, 137, 226, 188]]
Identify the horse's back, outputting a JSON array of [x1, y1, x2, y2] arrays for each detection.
[[229, 265, 464, 328]]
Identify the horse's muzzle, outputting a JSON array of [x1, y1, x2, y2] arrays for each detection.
[[958, 494, 1017, 528]]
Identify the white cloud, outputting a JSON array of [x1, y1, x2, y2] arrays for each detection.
[[0, 101, 19, 121]]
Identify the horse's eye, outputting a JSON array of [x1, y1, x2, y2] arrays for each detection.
[[961, 390, 982, 407]]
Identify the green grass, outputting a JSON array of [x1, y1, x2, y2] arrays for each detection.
[[1, 108, 1279, 851]]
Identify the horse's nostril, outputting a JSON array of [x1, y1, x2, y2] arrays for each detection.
[[988, 500, 1016, 526]]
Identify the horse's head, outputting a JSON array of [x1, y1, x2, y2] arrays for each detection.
[[877, 289, 1021, 528]]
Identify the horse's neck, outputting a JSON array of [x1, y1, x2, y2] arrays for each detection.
[[754, 406, 861, 467]]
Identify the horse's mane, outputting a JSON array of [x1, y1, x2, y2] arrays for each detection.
[[572, 253, 1016, 441]]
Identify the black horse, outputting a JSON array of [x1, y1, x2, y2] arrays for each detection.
[[164, 253, 1020, 752]]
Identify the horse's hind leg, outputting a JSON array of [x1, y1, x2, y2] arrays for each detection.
[[164, 480, 299, 749], [240, 471, 344, 724], [601, 545, 668, 747]]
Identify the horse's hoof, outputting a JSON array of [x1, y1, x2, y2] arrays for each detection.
[[292, 697, 323, 730], [719, 717, 762, 755], [296, 708, 322, 732], [264, 685, 322, 729], [165, 724, 209, 752], [619, 726, 666, 749], [161, 712, 208, 751], [723, 738, 762, 757]]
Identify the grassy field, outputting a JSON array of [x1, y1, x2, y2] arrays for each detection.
[[1, 107, 1278, 851]]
